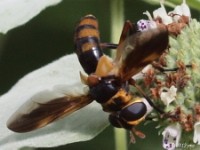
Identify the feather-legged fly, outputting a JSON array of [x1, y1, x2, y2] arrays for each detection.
[[7, 14, 169, 141]]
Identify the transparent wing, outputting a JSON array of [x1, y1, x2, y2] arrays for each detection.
[[7, 86, 93, 133], [116, 25, 169, 80]]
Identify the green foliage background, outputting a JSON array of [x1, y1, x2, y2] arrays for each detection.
[[0, 0, 199, 150]]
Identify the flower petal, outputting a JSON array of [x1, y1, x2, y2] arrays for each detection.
[[153, 0, 173, 24], [137, 20, 157, 31], [162, 124, 182, 149], [160, 86, 177, 106], [168, 0, 191, 22], [193, 122, 200, 144]]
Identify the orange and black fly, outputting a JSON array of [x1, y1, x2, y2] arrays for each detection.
[[7, 14, 169, 140]]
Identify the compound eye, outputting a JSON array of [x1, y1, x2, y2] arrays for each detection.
[[120, 102, 147, 122]]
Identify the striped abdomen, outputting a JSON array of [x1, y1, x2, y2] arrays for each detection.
[[74, 15, 103, 75]]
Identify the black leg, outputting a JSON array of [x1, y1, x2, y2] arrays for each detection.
[[153, 63, 192, 72], [100, 43, 118, 49], [128, 78, 165, 114]]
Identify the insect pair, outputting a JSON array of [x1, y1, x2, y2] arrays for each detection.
[[7, 14, 169, 141]]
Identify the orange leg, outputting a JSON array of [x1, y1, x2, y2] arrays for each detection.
[[130, 127, 146, 143]]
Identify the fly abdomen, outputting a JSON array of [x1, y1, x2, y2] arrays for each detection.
[[74, 15, 103, 74]]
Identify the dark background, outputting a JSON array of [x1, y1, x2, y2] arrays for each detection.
[[0, 0, 199, 150]]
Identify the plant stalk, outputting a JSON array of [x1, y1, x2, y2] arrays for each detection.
[[110, 0, 128, 150]]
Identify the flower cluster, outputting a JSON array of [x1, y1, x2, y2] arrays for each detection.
[[136, 0, 200, 149]]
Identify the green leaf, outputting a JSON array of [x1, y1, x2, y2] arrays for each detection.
[[0, 0, 62, 34], [0, 54, 109, 149]]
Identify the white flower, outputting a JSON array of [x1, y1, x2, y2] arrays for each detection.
[[193, 122, 200, 144], [132, 64, 153, 80], [144, 0, 191, 25], [153, 0, 173, 24], [162, 124, 182, 150], [137, 19, 157, 31], [160, 86, 177, 106], [168, 0, 191, 22]]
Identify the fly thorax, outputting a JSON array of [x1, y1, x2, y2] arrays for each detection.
[[89, 76, 127, 104], [102, 89, 132, 112]]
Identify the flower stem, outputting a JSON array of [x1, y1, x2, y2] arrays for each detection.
[[110, 0, 124, 46], [110, 0, 127, 150], [114, 128, 128, 150]]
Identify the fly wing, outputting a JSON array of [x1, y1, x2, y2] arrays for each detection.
[[116, 25, 169, 80], [114, 21, 137, 63], [7, 85, 93, 133]]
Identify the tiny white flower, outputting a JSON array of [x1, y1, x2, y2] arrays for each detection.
[[160, 86, 177, 106], [137, 19, 157, 31], [145, 0, 191, 25], [132, 64, 153, 80], [193, 122, 200, 144], [168, 0, 191, 22], [162, 124, 182, 150], [153, 0, 173, 24]]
